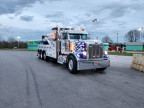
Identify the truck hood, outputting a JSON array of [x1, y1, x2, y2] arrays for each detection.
[[70, 39, 103, 44]]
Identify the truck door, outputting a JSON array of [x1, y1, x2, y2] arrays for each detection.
[[61, 33, 69, 53]]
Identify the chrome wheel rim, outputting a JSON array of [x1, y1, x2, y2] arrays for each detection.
[[41, 53, 42, 58], [69, 60, 73, 70], [44, 54, 46, 59]]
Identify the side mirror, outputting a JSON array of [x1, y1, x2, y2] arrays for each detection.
[[88, 34, 90, 39]]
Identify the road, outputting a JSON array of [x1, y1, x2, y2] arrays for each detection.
[[0, 50, 144, 108]]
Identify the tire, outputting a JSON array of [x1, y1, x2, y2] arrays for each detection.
[[41, 51, 45, 60], [39, 50, 41, 59], [43, 53, 47, 60], [97, 68, 107, 71], [68, 56, 78, 74], [46, 56, 49, 61]]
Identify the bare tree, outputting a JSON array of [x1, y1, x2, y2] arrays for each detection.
[[101, 36, 113, 43], [125, 30, 142, 42], [7, 37, 17, 48], [0, 36, 27, 49], [7, 37, 16, 43]]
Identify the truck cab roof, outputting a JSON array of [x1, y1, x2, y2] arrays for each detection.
[[62, 30, 88, 34]]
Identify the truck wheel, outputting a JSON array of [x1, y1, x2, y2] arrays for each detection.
[[42, 51, 45, 60], [40, 51, 43, 59], [39, 50, 41, 59], [68, 56, 78, 74], [46, 56, 49, 61], [43, 52, 47, 60], [97, 68, 107, 71]]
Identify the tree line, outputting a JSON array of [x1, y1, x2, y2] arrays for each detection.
[[0, 36, 27, 49], [101, 29, 144, 43]]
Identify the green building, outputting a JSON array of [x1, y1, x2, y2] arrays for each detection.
[[103, 43, 109, 51], [126, 42, 143, 51], [27, 40, 42, 50]]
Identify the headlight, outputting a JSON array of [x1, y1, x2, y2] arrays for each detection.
[[104, 50, 109, 59], [83, 51, 87, 56], [104, 50, 108, 55]]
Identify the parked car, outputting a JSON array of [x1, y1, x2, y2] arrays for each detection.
[[108, 46, 122, 51]]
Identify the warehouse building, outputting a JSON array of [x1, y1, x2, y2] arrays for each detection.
[[103, 43, 109, 50], [27, 40, 42, 50], [126, 42, 143, 51]]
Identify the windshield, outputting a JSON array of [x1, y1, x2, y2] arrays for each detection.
[[69, 34, 87, 40]]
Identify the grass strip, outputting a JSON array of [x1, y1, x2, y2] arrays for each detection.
[[108, 52, 144, 56]]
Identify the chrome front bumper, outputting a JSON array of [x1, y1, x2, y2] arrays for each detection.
[[77, 59, 110, 70]]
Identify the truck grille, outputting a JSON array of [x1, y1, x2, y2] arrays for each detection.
[[89, 44, 103, 59]]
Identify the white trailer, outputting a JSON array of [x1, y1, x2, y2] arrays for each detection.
[[38, 27, 110, 74]]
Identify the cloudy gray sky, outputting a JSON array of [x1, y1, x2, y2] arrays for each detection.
[[0, 0, 144, 42]]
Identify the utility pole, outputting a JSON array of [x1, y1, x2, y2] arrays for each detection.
[[138, 27, 143, 42], [17, 36, 20, 49]]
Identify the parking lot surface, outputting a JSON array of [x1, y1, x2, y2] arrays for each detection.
[[0, 50, 144, 108]]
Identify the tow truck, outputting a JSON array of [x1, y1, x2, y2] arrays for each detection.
[[38, 27, 110, 74]]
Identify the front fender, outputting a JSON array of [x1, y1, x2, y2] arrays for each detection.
[[68, 53, 78, 61]]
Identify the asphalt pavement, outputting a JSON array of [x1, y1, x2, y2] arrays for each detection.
[[0, 50, 144, 108]]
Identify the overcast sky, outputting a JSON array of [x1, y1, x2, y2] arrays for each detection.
[[0, 0, 144, 42]]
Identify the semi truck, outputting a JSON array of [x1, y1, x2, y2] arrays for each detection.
[[37, 27, 110, 74]]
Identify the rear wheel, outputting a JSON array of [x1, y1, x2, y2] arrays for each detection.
[[40, 51, 43, 59], [97, 68, 107, 71], [68, 56, 78, 74], [39, 50, 42, 59], [41, 51, 45, 60], [43, 53, 46, 60]]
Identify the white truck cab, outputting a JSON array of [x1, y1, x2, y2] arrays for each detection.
[[38, 27, 110, 74]]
